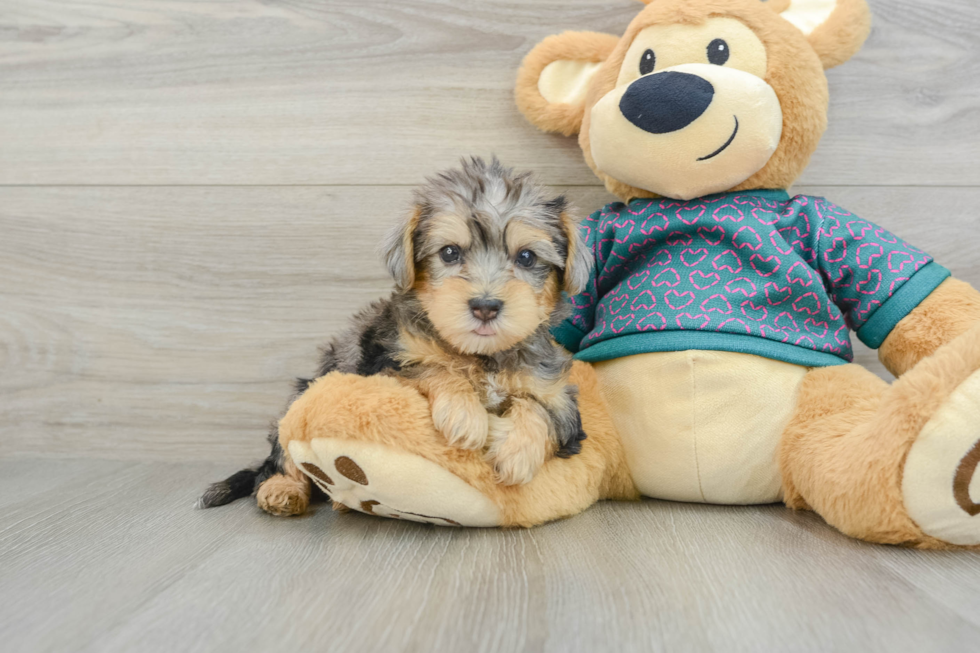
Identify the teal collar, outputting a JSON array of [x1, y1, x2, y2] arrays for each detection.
[[627, 189, 791, 205]]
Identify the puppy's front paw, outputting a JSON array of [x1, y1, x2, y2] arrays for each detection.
[[431, 391, 489, 450], [487, 414, 548, 486]]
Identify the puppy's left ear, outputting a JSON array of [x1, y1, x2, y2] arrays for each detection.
[[554, 199, 593, 296], [379, 206, 421, 291], [777, 0, 872, 69]]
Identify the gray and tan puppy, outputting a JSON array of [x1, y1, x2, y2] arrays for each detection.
[[199, 157, 594, 515]]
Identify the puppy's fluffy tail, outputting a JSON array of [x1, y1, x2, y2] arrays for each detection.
[[195, 468, 262, 509]]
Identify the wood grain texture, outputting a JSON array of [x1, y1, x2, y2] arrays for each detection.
[[0, 0, 978, 186], [0, 458, 977, 653], [3, 185, 977, 461]]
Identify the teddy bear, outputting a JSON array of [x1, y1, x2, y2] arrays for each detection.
[[273, 0, 980, 548]]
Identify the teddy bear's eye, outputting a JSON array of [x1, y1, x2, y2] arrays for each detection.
[[639, 49, 656, 75], [707, 39, 730, 66]]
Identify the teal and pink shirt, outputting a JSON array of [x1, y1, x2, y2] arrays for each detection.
[[553, 190, 950, 367]]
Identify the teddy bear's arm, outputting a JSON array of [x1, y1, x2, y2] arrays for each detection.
[[878, 278, 980, 377], [804, 198, 961, 366]]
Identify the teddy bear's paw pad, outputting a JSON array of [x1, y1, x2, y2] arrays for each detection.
[[288, 438, 501, 527], [903, 369, 980, 546]]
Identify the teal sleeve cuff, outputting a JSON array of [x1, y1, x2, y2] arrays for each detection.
[[552, 321, 588, 353], [856, 262, 951, 349]]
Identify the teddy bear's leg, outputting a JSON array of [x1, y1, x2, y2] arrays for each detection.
[[780, 323, 980, 548], [275, 361, 637, 527]]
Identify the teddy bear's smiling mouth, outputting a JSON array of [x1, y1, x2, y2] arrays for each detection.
[[697, 115, 739, 162]]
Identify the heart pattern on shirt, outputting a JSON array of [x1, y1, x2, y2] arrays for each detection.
[[575, 194, 936, 363]]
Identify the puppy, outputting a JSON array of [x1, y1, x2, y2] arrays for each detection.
[[198, 157, 593, 516]]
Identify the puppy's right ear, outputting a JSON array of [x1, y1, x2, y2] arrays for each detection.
[[553, 200, 593, 297], [379, 206, 422, 291], [515, 31, 619, 137]]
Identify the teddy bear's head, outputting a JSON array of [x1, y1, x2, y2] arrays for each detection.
[[515, 0, 871, 201]]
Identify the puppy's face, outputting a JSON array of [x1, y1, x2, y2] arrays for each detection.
[[381, 159, 592, 355], [415, 207, 564, 355]]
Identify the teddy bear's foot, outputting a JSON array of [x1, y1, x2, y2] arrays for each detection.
[[903, 369, 980, 546], [287, 437, 502, 527], [782, 323, 980, 548]]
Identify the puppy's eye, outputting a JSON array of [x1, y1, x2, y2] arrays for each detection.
[[707, 39, 730, 66], [515, 249, 537, 268], [439, 245, 461, 264], [639, 49, 656, 75]]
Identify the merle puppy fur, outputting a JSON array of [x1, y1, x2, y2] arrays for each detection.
[[199, 157, 593, 514]]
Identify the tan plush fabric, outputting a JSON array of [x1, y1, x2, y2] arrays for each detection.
[[514, 32, 620, 137], [538, 60, 603, 106], [615, 16, 769, 83], [779, 0, 839, 37], [513, 0, 872, 200], [583, 0, 834, 200], [288, 437, 503, 527], [780, 323, 980, 548], [798, 0, 872, 70], [278, 362, 638, 528], [276, 320, 980, 545], [588, 62, 783, 200], [879, 278, 980, 377], [594, 350, 806, 504], [903, 370, 980, 545]]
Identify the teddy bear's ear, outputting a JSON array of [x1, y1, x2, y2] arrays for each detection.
[[515, 31, 620, 137], [777, 0, 872, 69]]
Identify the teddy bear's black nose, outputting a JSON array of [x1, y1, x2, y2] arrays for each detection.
[[619, 71, 714, 134]]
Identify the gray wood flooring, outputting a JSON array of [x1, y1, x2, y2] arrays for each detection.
[[2, 0, 979, 651], [3, 459, 980, 653]]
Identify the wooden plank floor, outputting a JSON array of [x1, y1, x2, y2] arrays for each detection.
[[2, 0, 980, 651], [2, 458, 979, 653]]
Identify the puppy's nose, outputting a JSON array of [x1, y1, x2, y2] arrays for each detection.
[[619, 71, 714, 134], [469, 298, 503, 322]]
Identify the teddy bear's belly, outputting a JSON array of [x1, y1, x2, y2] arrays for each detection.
[[593, 350, 809, 504]]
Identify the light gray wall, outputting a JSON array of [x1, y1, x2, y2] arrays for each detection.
[[2, 0, 979, 462]]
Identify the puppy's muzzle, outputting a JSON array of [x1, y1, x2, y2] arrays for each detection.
[[619, 71, 714, 134], [469, 297, 502, 322]]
